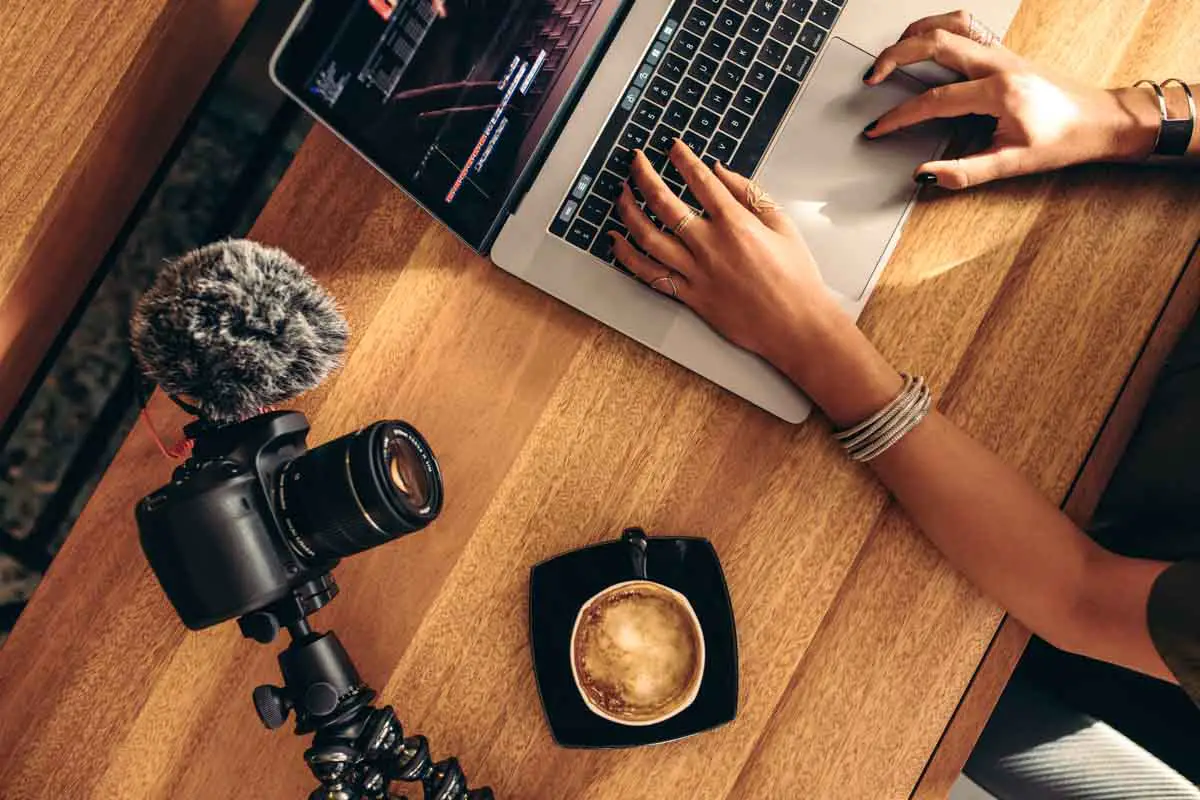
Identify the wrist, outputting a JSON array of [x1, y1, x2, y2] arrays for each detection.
[[766, 302, 904, 428], [1108, 86, 1162, 160]]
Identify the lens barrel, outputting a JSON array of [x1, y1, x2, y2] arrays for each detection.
[[277, 421, 443, 561]]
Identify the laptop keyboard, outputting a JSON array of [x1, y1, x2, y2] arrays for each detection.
[[549, 0, 844, 269], [519, 0, 605, 100]]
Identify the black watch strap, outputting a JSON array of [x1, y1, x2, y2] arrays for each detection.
[[1156, 79, 1196, 157]]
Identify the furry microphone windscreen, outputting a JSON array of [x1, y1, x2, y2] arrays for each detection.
[[130, 239, 350, 423]]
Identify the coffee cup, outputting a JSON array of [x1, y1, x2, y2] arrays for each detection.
[[569, 535, 706, 726]]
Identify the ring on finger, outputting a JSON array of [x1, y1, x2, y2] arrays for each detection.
[[671, 207, 701, 237], [746, 180, 782, 215], [967, 13, 1001, 47], [650, 273, 679, 298]]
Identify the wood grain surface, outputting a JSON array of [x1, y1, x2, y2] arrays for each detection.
[[0, 0, 256, 429], [2, 1, 1199, 798]]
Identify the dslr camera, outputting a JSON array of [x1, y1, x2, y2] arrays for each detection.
[[137, 410, 442, 632]]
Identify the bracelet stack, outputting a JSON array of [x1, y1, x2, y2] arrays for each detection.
[[833, 373, 932, 462], [1134, 79, 1196, 157]]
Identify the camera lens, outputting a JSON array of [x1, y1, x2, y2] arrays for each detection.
[[276, 421, 443, 561]]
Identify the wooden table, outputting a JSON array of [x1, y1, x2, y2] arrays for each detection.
[[0, 0, 256, 431], [1, 1, 1198, 797]]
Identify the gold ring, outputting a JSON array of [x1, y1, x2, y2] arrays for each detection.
[[746, 180, 781, 214], [650, 274, 679, 298], [672, 208, 701, 237], [968, 13, 1001, 47]]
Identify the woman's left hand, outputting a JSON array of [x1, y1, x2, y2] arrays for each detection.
[[609, 141, 836, 369]]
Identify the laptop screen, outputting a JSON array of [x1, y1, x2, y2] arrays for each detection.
[[274, 0, 627, 251]]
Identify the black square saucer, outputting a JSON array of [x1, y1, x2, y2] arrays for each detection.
[[529, 528, 738, 748]]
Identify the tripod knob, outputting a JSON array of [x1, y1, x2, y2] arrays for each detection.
[[253, 684, 292, 730]]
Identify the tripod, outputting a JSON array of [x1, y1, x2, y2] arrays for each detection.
[[240, 576, 494, 800]]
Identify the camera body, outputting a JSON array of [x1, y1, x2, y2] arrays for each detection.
[[138, 410, 441, 631]]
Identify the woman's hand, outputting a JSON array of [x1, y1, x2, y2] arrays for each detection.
[[862, 10, 1161, 189], [609, 143, 830, 366], [610, 141, 903, 425]]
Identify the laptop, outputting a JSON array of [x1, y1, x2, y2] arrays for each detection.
[[271, 0, 1022, 423]]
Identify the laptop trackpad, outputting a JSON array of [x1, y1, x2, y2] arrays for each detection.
[[754, 38, 945, 300]]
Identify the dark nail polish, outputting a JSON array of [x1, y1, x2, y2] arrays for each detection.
[[862, 119, 878, 136], [862, 66, 875, 82], [916, 172, 938, 186]]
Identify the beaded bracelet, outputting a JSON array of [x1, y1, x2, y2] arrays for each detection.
[[833, 373, 932, 462]]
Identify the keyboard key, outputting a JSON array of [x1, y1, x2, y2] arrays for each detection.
[[558, 198, 580, 224], [798, 23, 826, 51], [643, 148, 669, 169], [579, 194, 611, 225], [570, 174, 593, 200], [633, 62, 654, 88], [716, 60, 747, 90], [681, 129, 708, 155], [687, 54, 719, 82], [733, 84, 763, 114], [760, 38, 787, 66], [729, 37, 757, 67], [650, 124, 680, 152], [672, 29, 701, 59], [678, 76, 706, 106], [746, 61, 774, 91], [659, 53, 688, 82], [593, 170, 624, 201], [634, 100, 662, 129], [684, 6, 714, 35], [659, 17, 681, 40], [697, 0, 721, 11], [702, 84, 733, 112], [592, 219, 628, 260], [606, 148, 634, 175], [663, 162, 684, 184], [620, 123, 649, 150], [707, 132, 738, 163], [720, 108, 751, 137], [691, 106, 721, 137], [753, 0, 783, 18], [681, 187, 702, 209], [771, 15, 800, 43], [781, 46, 814, 80], [730, 74, 800, 175], [782, 0, 813, 21], [665, 100, 693, 129], [727, 0, 753, 13], [715, 8, 744, 36], [742, 13, 770, 43], [646, 40, 667, 65], [647, 76, 673, 104], [619, 86, 640, 111], [664, 177, 685, 196], [702, 31, 732, 60], [566, 219, 599, 250], [810, 0, 840, 28]]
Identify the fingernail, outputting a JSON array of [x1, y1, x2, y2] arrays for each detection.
[[916, 172, 938, 186], [862, 66, 875, 82], [862, 119, 878, 137]]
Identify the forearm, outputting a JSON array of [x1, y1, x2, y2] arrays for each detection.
[[775, 309, 1173, 676], [1112, 82, 1200, 161]]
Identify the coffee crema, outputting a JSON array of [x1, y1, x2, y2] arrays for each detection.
[[570, 580, 704, 726]]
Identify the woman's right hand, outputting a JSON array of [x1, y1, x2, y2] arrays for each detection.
[[861, 10, 1161, 189]]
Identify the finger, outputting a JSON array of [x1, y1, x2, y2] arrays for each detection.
[[915, 146, 1026, 190], [899, 10, 974, 42], [865, 29, 1004, 85], [864, 79, 1000, 138], [616, 183, 698, 273], [610, 235, 692, 300], [711, 163, 796, 236], [669, 139, 749, 222], [629, 149, 702, 240]]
